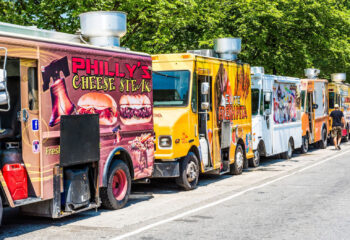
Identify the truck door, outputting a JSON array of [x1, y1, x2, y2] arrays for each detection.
[[20, 59, 41, 196], [198, 74, 213, 169], [307, 91, 314, 142], [262, 91, 273, 155]]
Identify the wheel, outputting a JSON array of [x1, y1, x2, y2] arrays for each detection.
[[343, 126, 349, 142], [230, 144, 244, 175], [281, 139, 293, 159], [319, 128, 327, 149], [176, 152, 199, 191], [249, 150, 260, 168], [100, 160, 131, 210], [300, 135, 309, 154]]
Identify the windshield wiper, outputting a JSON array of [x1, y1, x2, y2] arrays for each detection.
[[153, 71, 180, 79]]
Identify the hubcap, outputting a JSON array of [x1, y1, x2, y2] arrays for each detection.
[[236, 150, 243, 167], [186, 161, 198, 183], [254, 151, 260, 164], [112, 169, 128, 201]]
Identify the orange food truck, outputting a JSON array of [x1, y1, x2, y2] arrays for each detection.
[[0, 11, 154, 224], [328, 73, 350, 141], [300, 69, 329, 153], [152, 38, 254, 190]]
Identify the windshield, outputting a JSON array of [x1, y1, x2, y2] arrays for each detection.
[[251, 89, 260, 115], [329, 92, 335, 109], [153, 70, 190, 107]]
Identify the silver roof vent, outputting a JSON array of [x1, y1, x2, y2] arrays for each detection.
[[214, 38, 241, 61], [331, 73, 346, 82], [79, 11, 127, 47], [304, 68, 320, 79], [187, 49, 215, 58], [251, 66, 265, 75]]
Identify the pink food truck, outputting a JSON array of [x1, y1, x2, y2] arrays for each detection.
[[0, 11, 153, 223]]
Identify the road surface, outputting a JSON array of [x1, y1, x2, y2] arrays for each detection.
[[1, 142, 350, 240]]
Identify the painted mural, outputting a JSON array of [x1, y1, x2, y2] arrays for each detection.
[[273, 83, 298, 124]]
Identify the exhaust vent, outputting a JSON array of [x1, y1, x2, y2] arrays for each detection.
[[214, 38, 241, 61], [251, 67, 265, 75], [331, 73, 346, 82], [304, 68, 320, 79], [79, 11, 127, 48], [187, 49, 215, 58]]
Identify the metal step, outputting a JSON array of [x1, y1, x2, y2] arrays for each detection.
[[14, 197, 42, 207]]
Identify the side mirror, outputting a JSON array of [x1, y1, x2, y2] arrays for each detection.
[[201, 102, 209, 110], [201, 82, 209, 95], [0, 69, 8, 105], [313, 104, 318, 109], [0, 47, 10, 110], [264, 92, 271, 103], [264, 109, 271, 115]]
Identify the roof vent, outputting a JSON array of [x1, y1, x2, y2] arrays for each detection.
[[331, 73, 346, 82], [79, 11, 127, 47], [251, 66, 265, 75], [187, 49, 215, 58], [304, 68, 320, 79], [214, 38, 241, 61]]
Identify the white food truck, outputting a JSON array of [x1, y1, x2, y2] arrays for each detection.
[[250, 67, 302, 166]]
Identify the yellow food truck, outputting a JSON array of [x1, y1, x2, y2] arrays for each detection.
[[328, 73, 350, 141], [151, 38, 254, 190]]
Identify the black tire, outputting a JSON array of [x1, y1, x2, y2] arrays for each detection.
[[281, 139, 293, 159], [230, 144, 244, 175], [319, 128, 327, 149], [176, 152, 199, 191], [100, 160, 131, 210], [343, 126, 349, 142], [249, 150, 260, 168], [300, 135, 309, 154]]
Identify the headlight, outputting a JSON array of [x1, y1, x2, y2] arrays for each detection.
[[159, 136, 172, 148]]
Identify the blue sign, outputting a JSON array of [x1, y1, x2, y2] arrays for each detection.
[[32, 119, 39, 131]]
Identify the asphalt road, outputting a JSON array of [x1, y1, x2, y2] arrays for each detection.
[[1, 142, 350, 240]]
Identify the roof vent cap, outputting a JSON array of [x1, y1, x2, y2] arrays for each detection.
[[331, 73, 346, 82], [304, 68, 320, 79], [251, 66, 265, 75], [214, 38, 241, 61], [79, 11, 127, 48]]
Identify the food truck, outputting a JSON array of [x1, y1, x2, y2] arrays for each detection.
[[151, 38, 254, 190], [0, 11, 154, 224], [328, 73, 350, 141], [300, 69, 329, 152], [251, 67, 302, 163]]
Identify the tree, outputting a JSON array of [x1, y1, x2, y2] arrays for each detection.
[[1, 0, 350, 80]]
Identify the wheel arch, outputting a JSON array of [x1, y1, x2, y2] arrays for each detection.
[[289, 136, 295, 150], [102, 147, 134, 187], [257, 140, 266, 157], [188, 145, 201, 170], [237, 138, 247, 159]]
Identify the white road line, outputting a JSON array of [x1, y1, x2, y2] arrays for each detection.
[[111, 148, 350, 240]]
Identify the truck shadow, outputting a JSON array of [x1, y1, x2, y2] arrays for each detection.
[[1, 143, 348, 238]]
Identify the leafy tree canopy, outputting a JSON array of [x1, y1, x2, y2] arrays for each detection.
[[1, 0, 350, 79]]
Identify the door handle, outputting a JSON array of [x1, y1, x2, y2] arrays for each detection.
[[22, 109, 29, 122]]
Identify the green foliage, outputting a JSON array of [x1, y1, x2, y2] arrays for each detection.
[[0, 0, 350, 80]]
